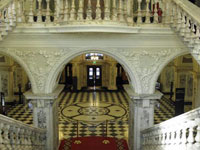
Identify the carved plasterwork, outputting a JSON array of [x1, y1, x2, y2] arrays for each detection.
[[37, 110, 47, 129], [46, 47, 187, 94], [7, 48, 69, 93], [111, 48, 181, 93], [0, 47, 187, 94]]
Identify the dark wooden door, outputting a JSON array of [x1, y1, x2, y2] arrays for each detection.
[[87, 66, 102, 86]]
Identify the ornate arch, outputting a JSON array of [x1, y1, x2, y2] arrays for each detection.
[[149, 48, 189, 94], [45, 48, 141, 94], [0, 48, 37, 93]]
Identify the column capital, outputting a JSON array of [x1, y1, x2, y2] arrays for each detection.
[[24, 84, 64, 100], [123, 84, 163, 100]]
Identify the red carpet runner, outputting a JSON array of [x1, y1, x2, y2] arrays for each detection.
[[59, 137, 129, 150]]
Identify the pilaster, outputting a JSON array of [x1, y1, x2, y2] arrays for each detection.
[[124, 85, 163, 150], [24, 85, 64, 150]]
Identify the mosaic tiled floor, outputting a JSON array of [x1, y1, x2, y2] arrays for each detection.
[[6, 90, 175, 140], [58, 90, 129, 140]]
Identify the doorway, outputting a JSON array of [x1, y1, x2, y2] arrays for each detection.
[[87, 65, 102, 87]]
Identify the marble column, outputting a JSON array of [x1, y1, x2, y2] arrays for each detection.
[[195, 73, 200, 108], [24, 85, 64, 150], [124, 85, 163, 150]]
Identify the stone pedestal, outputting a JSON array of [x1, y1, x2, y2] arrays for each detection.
[[24, 85, 64, 150], [124, 85, 163, 150]]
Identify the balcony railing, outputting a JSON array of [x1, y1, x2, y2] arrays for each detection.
[[141, 107, 200, 150], [0, 114, 46, 150]]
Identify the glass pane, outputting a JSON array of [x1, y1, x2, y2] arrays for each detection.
[[96, 68, 100, 76], [89, 68, 93, 76]]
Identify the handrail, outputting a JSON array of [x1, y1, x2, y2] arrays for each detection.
[[0, 114, 46, 132], [172, 0, 200, 25], [0, 114, 46, 150], [0, 0, 13, 10], [141, 106, 200, 150]]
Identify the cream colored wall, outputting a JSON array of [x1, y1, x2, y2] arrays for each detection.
[[0, 55, 29, 103], [159, 54, 200, 112], [64, 54, 118, 90]]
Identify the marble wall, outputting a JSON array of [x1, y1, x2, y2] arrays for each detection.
[[0, 55, 28, 103], [159, 54, 200, 111]]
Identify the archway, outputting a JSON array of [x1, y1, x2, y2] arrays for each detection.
[[45, 49, 140, 94], [153, 52, 200, 124], [51, 52, 132, 146], [0, 53, 31, 122]]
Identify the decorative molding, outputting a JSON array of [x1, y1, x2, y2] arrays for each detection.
[[0, 47, 188, 94], [118, 48, 183, 93], [8, 48, 70, 93], [37, 109, 47, 129]]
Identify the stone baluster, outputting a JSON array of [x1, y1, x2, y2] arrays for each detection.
[[28, 130, 33, 149], [16, 1, 25, 23], [69, 0, 76, 21], [195, 119, 200, 150], [37, 0, 42, 22], [180, 11, 186, 37], [54, 0, 58, 23], [161, 132, 166, 146], [86, 0, 92, 21], [171, 4, 177, 28], [15, 127, 21, 150], [158, 131, 163, 147], [77, 0, 84, 21], [165, 130, 171, 145], [170, 3, 175, 25], [118, 0, 124, 22], [112, 0, 117, 21], [7, 4, 13, 27], [174, 128, 181, 148], [162, 0, 171, 24], [10, 126, 15, 149], [19, 128, 25, 149], [46, 0, 51, 22], [195, 25, 200, 44], [64, 0, 69, 21], [180, 126, 187, 149], [4, 124, 11, 149], [104, 0, 110, 21], [137, 0, 142, 23], [0, 123, 3, 149], [28, 0, 34, 23], [123, 0, 127, 22], [188, 21, 196, 46], [11, 1, 16, 25], [153, 0, 158, 23], [145, 0, 150, 24], [142, 133, 146, 147], [4, 7, 12, 31], [187, 121, 195, 148], [175, 6, 182, 32], [184, 16, 191, 41], [96, 0, 101, 20]]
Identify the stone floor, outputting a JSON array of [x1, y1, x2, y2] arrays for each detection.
[[6, 90, 175, 141]]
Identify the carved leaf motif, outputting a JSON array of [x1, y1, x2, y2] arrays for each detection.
[[10, 48, 68, 92]]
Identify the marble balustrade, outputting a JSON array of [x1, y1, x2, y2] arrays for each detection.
[[9, 0, 163, 25], [141, 107, 200, 150], [166, 0, 200, 51], [0, 114, 46, 150]]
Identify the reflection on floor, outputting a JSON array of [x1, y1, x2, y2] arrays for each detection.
[[6, 90, 176, 140]]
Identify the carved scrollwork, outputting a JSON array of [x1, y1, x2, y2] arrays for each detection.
[[8, 48, 69, 93]]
